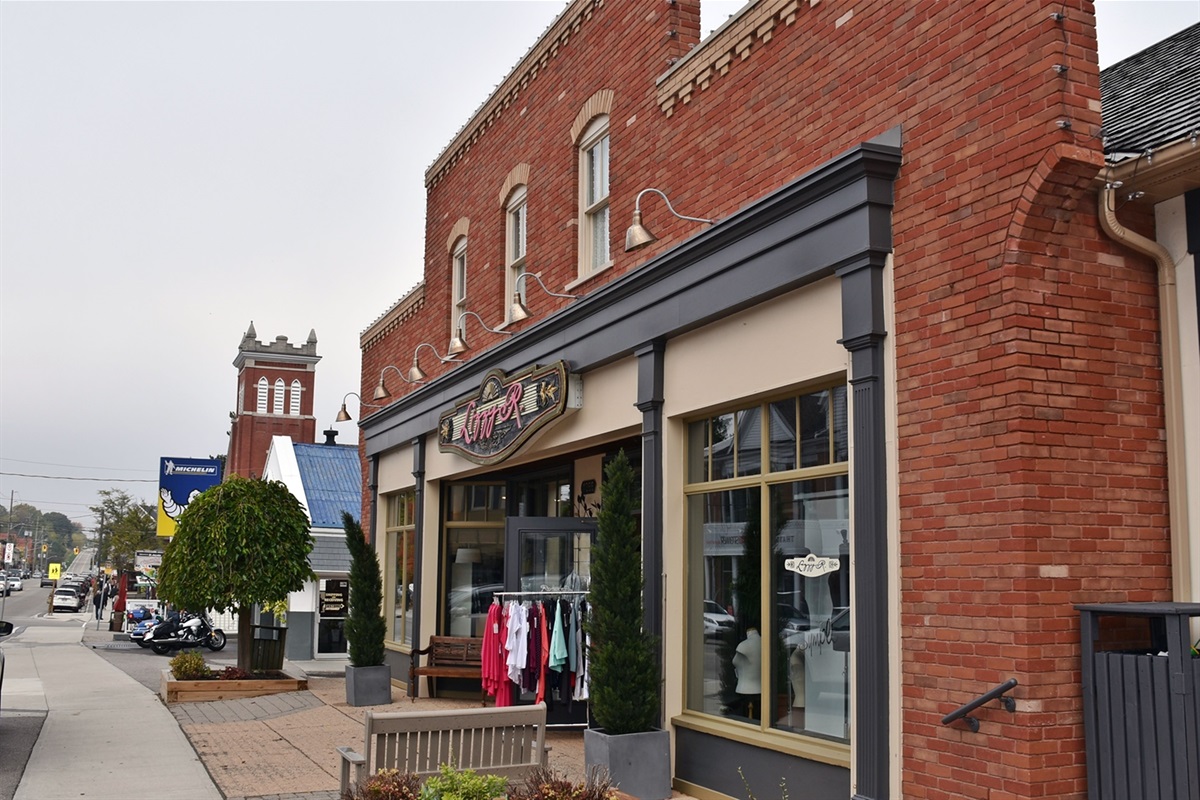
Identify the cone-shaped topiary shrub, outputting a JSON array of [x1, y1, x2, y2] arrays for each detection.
[[343, 511, 386, 667], [586, 449, 659, 734]]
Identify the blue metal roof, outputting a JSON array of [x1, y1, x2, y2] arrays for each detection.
[[293, 443, 362, 530]]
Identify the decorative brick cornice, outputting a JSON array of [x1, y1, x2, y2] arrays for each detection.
[[656, 0, 803, 117], [424, 0, 605, 189], [361, 282, 426, 351]]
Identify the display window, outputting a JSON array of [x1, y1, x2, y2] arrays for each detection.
[[685, 384, 851, 745], [385, 490, 416, 648], [443, 483, 506, 637]]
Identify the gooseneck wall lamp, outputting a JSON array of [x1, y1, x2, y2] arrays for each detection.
[[624, 187, 714, 252], [335, 392, 382, 423], [447, 310, 513, 356], [408, 342, 458, 383], [372, 365, 418, 401], [510, 272, 579, 323]]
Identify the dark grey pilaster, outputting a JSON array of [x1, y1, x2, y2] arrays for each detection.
[[838, 260, 890, 800], [410, 436, 426, 662], [367, 455, 379, 547], [635, 338, 666, 725]]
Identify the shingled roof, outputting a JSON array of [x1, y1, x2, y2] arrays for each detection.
[[1101, 21, 1200, 158]]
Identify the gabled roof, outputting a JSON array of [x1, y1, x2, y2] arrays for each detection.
[[1101, 22, 1200, 156], [293, 443, 361, 530]]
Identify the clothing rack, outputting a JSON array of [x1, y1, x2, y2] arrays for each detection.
[[491, 588, 591, 729]]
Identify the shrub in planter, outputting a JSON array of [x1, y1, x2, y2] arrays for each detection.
[[340, 768, 422, 800], [509, 767, 617, 800], [343, 512, 392, 706], [587, 449, 659, 734], [169, 651, 212, 681], [419, 764, 508, 800]]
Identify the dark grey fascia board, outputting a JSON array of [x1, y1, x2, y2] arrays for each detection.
[[362, 134, 902, 457]]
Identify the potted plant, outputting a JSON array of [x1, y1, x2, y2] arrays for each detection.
[[343, 511, 392, 706], [583, 450, 671, 800]]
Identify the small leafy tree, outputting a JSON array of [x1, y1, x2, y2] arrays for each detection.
[[587, 449, 659, 734], [158, 476, 315, 672], [343, 511, 386, 667]]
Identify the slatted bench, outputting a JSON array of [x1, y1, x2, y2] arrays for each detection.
[[337, 702, 548, 796], [409, 635, 485, 702]]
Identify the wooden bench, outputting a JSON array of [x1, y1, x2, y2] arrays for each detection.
[[409, 636, 485, 702], [337, 702, 548, 796]]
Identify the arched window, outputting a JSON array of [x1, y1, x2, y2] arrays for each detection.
[[256, 377, 269, 414], [451, 236, 468, 339], [273, 379, 285, 414], [289, 379, 302, 415], [505, 185, 528, 322], [577, 114, 610, 276]]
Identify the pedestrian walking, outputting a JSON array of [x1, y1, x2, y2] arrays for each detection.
[[93, 587, 104, 620]]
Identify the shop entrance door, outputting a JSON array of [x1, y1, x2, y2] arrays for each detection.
[[317, 577, 348, 656], [503, 517, 596, 726]]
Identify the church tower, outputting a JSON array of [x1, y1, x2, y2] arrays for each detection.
[[226, 322, 321, 478]]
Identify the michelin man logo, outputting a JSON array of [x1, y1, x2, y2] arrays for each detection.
[[160, 487, 203, 521]]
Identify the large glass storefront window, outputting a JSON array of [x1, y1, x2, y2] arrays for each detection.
[[444, 484, 505, 637], [685, 385, 850, 744], [385, 491, 416, 648]]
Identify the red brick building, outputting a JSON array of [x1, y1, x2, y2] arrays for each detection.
[[353, 3, 1198, 799], [226, 322, 321, 479]]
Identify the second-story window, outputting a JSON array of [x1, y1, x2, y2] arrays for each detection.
[[452, 236, 468, 339], [578, 115, 610, 276], [505, 185, 527, 322]]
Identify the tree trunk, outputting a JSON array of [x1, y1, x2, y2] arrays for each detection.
[[237, 606, 254, 672]]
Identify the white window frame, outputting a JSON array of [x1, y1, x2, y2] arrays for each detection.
[[273, 378, 285, 415], [577, 116, 610, 278], [451, 237, 468, 340], [289, 379, 302, 415], [256, 377, 269, 414], [505, 186, 528, 323]]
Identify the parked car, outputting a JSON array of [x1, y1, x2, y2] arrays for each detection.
[[52, 588, 83, 612], [4, 575, 23, 592], [703, 600, 736, 636]]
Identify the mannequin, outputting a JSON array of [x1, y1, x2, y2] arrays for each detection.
[[732, 628, 762, 718]]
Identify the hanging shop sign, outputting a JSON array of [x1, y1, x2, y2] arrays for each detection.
[[157, 456, 223, 537], [438, 360, 581, 465]]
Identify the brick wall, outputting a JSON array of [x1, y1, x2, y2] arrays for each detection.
[[362, 1, 1173, 797]]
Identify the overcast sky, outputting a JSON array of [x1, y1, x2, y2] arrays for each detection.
[[2, 0, 1197, 532]]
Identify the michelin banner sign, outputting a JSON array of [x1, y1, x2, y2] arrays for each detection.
[[157, 457, 223, 537]]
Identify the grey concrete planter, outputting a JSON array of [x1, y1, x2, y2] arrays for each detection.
[[345, 664, 392, 707], [584, 727, 671, 800]]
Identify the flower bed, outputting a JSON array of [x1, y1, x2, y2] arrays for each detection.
[[160, 667, 308, 703]]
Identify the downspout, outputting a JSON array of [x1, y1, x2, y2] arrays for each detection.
[[1098, 184, 1192, 603]]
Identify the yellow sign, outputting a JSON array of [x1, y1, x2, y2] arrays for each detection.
[[49, 563, 61, 580]]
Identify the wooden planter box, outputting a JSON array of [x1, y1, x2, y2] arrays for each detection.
[[160, 669, 308, 704]]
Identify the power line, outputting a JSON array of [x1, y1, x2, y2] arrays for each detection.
[[0, 472, 156, 483], [0, 457, 156, 474]]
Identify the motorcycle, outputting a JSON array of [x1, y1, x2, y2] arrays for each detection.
[[144, 611, 227, 655], [126, 606, 160, 648]]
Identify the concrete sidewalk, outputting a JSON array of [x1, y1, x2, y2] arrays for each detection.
[[6, 623, 221, 800], [77, 624, 595, 800]]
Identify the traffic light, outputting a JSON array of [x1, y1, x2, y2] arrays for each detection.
[[73, 547, 80, 555], [42, 544, 47, 553]]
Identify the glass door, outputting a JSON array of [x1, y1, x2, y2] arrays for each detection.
[[503, 517, 596, 725], [317, 577, 348, 656]]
